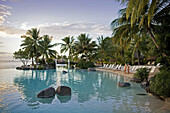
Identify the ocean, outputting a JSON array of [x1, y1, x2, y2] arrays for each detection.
[[0, 61, 23, 69]]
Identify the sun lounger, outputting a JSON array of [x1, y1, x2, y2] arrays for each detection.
[[156, 63, 160, 67], [103, 64, 109, 68], [108, 64, 115, 69], [98, 64, 106, 68], [147, 62, 151, 65], [106, 64, 113, 69], [150, 66, 156, 73], [151, 61, 155, 65], [117, 64, 122, 70], [112, 64, 119, 70]]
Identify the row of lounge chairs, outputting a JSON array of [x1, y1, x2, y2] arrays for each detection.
[[99, 63, 160, 74]]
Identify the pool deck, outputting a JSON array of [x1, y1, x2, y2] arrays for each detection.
[[94, 67, 134, 78]]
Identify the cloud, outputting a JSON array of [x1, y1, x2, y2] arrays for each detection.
[[20, 22, 28, 30], [0, 4, 12, 24], [0, 42, 3, 47], [0, 52, 10, 54], [0, 21, 112, 41], [37, 21, 112, 39], [0, 25, 25, 35]]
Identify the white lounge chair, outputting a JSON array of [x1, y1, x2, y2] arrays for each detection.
[[150, 66, 156, 73], [156, 63, 160, 67], [112, 64, 119, 70], [106, 64, 113, 69], [108, 64, 115, 69]]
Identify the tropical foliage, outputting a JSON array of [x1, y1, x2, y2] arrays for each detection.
[[39, 35, 57, 64], [14, 28, 57, 67], [59, 36, 74, 59], [150, 70, 170, 97], [74, 33, 97, 61], [76, 60, 94, 69], [13, 49, 30, 66], [134, 68, 150, 82]]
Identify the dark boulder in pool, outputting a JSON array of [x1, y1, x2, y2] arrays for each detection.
[[118, 82, 131, 87], [37, 87, 55, 98], [62, 70, 68, 74], [56, 86, 71, 96]]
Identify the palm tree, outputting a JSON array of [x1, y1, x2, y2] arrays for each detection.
[[75, 34, 97, 61], [20, 36, 35, 65], [97, 36, 106, 65], [39, 35, 58, 64], [60, 36, 75, 60], [97, 36, 116, 65], [21, 28, 41, 64], [115, 0, 169, 56]]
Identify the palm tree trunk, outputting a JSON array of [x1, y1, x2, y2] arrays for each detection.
[[32, 56, 34, 65], [121, 50, 124, 58], [147, 28, 167, 57], [36, 50, 38, 64]]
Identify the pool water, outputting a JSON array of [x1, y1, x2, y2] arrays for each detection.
[[0, 68, 164, 113]]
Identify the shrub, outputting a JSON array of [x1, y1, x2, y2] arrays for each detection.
[[134, 68, 150, 82], [76, 60, 94, 69], [46, 59, 55, 68], [38, 65, 46, 70], [156, 56, 170, 71], [150, 70, 170, 97]]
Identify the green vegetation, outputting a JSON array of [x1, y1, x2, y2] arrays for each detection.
[[150, 70, 170, 98], [14, 28, 57, 68], [13, 49, 30, 66], [149, 56, 170, 97], [76, 60, 94, 69], [13, 0, 170, 98], [134, 68, 150, 82]]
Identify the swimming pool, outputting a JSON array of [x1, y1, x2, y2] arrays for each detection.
[[0, 68, 164, 113]]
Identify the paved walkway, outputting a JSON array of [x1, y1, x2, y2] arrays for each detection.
[[95, 67, 134, 78]]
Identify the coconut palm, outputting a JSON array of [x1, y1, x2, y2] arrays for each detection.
[[115, 0, 169, 56], [97, 36, 116, 64], [59, 36, 75, 60], [75, 34, 97, 61], [20, 36, 35, 65], [21, 28, 41, 64], [39, 35, 58, 64]]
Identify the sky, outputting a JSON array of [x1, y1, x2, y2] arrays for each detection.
[[0, 0, 124, 61]]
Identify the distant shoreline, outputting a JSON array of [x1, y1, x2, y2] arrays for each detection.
[[0, 61, 31, 69]]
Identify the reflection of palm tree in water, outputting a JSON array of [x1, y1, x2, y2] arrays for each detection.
[[14, 69, 131, 107], [14, 70, 57, 108]]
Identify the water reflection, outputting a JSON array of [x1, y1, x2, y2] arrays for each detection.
[[14, 70, 58, 108], [13, 68, 159, 112], [57, 96, 71, 103], [37, 96, 55, 104], [13, 69, 126, 106]]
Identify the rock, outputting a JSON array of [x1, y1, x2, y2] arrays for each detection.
[[141, 81, 149, 88], [118, 82, 131, 87], [130, 77, 141, 83], [37, 87, 55, 98], [88, 68, 96, 71], [62, 70, 68, 74], [145, 86, 150, 93], [56, 86, 71, 96]]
